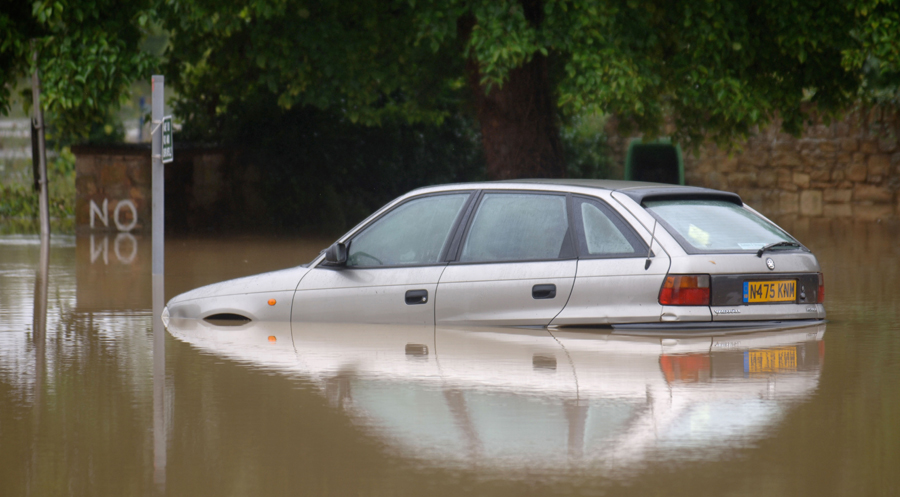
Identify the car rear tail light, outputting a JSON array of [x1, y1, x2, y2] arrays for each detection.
[[817, 272, 825, 304], [659, 274, 711, 306]]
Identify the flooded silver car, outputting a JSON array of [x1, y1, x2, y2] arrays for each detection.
[[165, 180, 825, 328]]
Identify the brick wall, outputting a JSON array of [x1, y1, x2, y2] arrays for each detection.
[[73, 145, 263, 233], [74, 144, 152, 232]]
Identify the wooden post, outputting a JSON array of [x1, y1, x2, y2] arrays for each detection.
[[31, 43, 50, 238]]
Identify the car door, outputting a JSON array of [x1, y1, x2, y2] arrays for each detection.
[[435, 191, 577, 326], [292, 192, 472, 325], [551, 195, 671, 325]]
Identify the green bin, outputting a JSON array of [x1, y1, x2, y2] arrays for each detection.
[[624, 140, 684, 185]]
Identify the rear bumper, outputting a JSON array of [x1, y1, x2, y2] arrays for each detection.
[[607, 318, 825, 336], [710, 303, 824, 321]]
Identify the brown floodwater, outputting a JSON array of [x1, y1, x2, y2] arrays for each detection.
[[0, 221, 898, 496]]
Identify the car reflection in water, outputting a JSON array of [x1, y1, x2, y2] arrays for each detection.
[[165, 318, 824, 475]]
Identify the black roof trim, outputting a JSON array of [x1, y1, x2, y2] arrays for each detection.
[[620, 186, 743, 206]]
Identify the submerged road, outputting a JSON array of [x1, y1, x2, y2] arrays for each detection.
[[0, 221, 897, 496]]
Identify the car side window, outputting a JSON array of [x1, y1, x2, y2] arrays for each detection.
[[459, 193, 571, 263], [347, 193, 469, 267], [574, 197, 644, 257]]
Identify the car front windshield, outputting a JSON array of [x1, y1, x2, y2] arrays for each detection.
[[644, 199, 794, 252]]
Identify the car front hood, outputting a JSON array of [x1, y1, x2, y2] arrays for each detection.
[[168, 265, 311, 305]]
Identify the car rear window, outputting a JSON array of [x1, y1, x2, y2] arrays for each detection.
[[644, 199, 794, 253]]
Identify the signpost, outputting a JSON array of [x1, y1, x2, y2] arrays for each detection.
[[150, 75, 168, 491], [161, 116, 173, 164], [151, 76, 165, 276]]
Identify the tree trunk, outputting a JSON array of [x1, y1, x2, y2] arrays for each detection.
[[461, 1, 565, 180]]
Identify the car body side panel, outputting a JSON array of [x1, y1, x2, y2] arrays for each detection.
[[552, 258, 671, 325], [436, 261, 576, 326], [292, 266, 446, 325], [552, 190, 673, 325]]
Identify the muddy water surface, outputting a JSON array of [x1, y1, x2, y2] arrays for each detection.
[[0, 222, 898, 496]]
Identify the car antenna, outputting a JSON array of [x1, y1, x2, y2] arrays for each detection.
[[644, 219, 657, 270]]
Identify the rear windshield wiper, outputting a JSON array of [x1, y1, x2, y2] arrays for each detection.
[[756, 241, 801, 257]]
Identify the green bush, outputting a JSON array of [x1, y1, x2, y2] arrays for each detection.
[[0, 183, 74, 219], [561, 113, 616, 180], [0, 148, 76, 223]]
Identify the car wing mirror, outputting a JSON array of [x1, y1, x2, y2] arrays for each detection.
[[323, 242, 347, 267]]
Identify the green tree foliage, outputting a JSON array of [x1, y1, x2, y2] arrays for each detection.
[[0, 0, 156, 141], [160, 0, 463, 136], [4, 0, 900, 177], [843, 0, 900, 99], [161, 0, 900, 168]]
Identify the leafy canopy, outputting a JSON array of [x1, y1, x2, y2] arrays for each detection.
[[843, 0, 900, 100], [162, 0, 899, 146], [0, 0, 156, 140], [3, 0, 900, 146]]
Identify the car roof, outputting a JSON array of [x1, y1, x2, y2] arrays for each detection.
[[426, 179, 744, 206], [503, 178, 668, 190]]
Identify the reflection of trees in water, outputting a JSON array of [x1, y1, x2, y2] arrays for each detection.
[[1, 311, 155, 493], [0, 235, 159, 494]]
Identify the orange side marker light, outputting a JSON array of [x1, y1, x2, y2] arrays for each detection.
[[268, 299, 277, 306], [268, 336, 277, 343]]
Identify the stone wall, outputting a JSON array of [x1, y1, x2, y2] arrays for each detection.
[[606, 107, 900, 220]]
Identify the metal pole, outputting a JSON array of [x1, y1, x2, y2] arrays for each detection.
[[152, 273, 167, 492], [150, 75, 167, 492], [31, 43, 50, 238], [151, 75, 164, 276]]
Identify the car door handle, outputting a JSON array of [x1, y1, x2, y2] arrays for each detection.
[[405, 289, 428, 305], [532, 284, 556, 300]]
